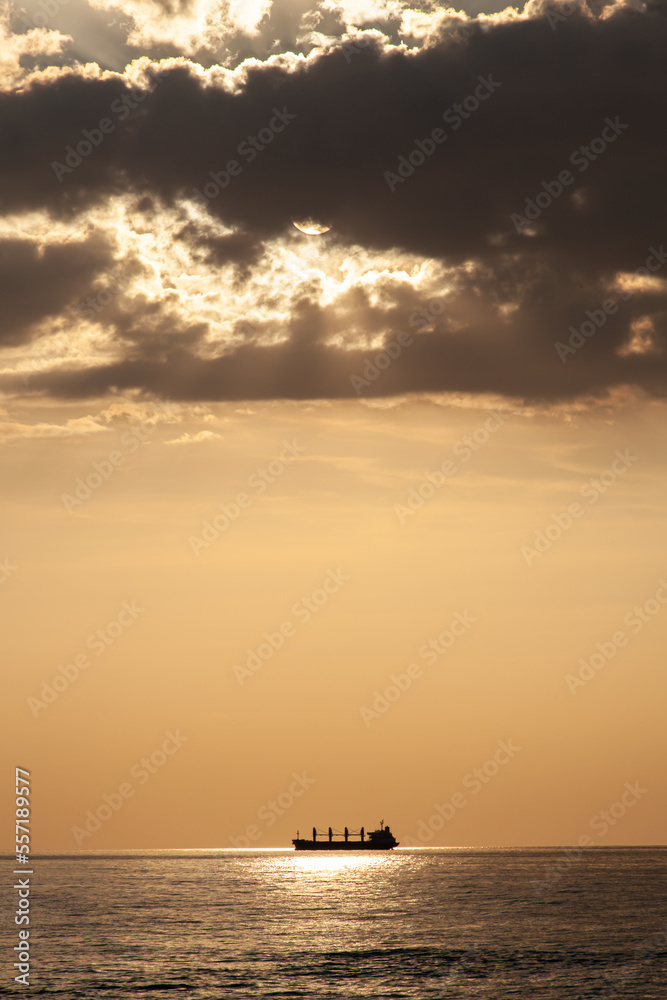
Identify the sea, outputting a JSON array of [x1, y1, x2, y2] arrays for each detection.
[[2, 847, 666, 999]]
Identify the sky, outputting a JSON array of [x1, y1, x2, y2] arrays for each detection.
[[2, 0, 666, 850]]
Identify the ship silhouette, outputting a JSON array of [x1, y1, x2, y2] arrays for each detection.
[[292, 819, 398, 851]]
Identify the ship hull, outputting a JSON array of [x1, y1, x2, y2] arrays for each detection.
[[292, 840, 398, 851]]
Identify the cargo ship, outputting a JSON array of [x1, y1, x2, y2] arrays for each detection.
[[292, 820, 398, 851]]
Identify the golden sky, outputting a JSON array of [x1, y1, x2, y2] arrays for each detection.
[[2, 0, 666, 849], [3, 392, 666, 848]]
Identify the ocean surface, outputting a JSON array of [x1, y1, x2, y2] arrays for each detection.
[[2, 847, 666, 998]]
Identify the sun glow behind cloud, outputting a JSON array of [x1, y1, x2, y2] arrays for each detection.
[[83, 0, 275, 56], [4, 192, 473, 385], [2, 1, 665, 405]]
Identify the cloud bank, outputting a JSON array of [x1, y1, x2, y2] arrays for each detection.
[[1, 0, 666, 403]]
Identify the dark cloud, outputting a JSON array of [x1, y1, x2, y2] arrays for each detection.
[[8, 255, 666, 402], [2, 3, 667, 402], [174, 220, 265, 274], [0, 234, 115, 345]]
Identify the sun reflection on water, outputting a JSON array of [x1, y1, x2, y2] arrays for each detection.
[[290, 852, 389, 877]]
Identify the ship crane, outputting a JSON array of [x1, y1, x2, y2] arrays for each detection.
[[292, 821, 398, 851]]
